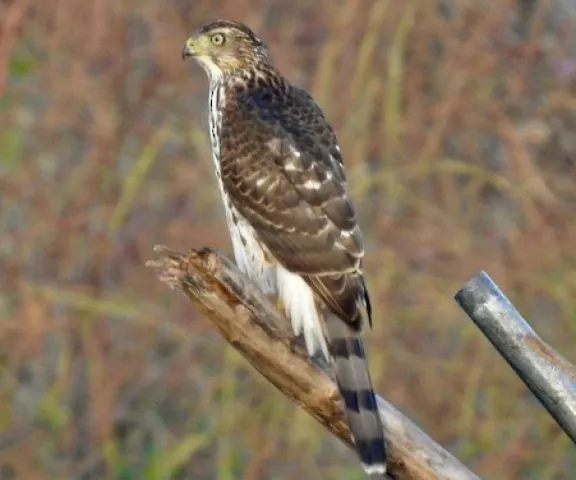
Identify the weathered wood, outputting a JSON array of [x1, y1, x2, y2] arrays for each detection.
[[147, 245, 480, 480]]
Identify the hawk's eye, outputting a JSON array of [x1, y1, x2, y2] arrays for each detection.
[[210, 33, 226, 46]]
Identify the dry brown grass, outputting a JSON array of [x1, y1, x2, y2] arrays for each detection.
[[1, 0, 575, 478]]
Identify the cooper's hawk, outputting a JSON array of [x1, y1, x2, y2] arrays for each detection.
[[182, 20, 387, 475]]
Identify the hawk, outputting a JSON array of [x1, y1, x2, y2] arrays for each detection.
[[182, 20, 387, 475]]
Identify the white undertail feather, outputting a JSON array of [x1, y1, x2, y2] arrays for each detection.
[[208, 80, 327, 359], [276, 266, 328, 358], [362, 463, 387, 476]]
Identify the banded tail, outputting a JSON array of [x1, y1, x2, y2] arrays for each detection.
[[325, 314, 387, 476]]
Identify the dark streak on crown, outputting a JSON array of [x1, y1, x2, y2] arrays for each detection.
[[198, 20, 267, 50]]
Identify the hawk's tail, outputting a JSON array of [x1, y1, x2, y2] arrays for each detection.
[[325, 314, 387, 476]]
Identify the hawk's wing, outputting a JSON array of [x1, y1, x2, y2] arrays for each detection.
[[219, 84, 370, 329]]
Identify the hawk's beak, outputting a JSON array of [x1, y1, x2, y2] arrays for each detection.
[[182, 40, 196, 60]]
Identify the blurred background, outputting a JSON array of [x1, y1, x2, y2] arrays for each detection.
[[1, 0, 575, 478]]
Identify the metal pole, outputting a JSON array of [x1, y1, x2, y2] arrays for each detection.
[[455, 271, 576, 444]]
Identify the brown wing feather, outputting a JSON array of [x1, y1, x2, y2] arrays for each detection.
[[219, 79, 369, 329]]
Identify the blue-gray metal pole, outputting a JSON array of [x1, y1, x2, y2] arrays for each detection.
[[455, 271, 576, 444]]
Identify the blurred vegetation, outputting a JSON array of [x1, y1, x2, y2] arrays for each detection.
[[1, 0, 575, 478]]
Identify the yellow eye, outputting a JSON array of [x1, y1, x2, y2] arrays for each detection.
[[210, 33, 225, 46]]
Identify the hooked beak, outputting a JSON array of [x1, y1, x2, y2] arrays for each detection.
[[182, 40, 196, 60]]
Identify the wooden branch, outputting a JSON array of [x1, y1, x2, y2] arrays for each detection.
[[146, 246, 480, 480]]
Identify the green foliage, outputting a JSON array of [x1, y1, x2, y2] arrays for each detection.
[[9, 52, 37, 77], [38, 392, 69, 430], [143, 431, 215, 480], [109, 125, 172, 234], [0, 128, 23, 174]]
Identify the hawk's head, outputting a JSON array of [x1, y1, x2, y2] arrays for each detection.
[[182, 21, 269, 80]]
